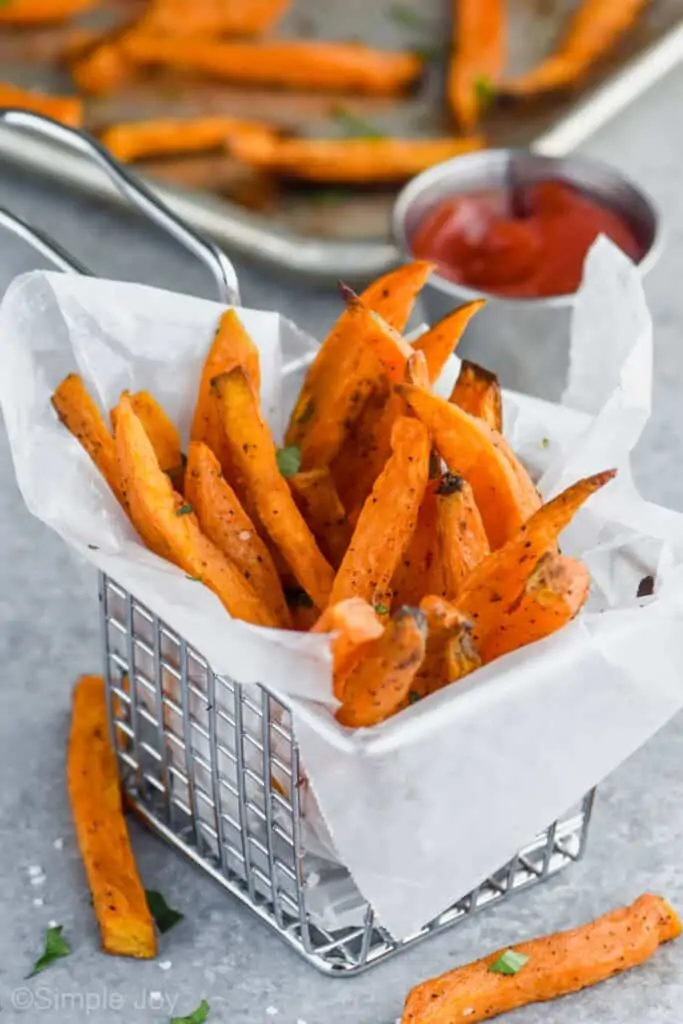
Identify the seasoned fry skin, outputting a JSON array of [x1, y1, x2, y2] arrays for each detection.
[[402, 894, 681, 1024], [67, 675, 157, 959], [337, 606, 427, 727], [450, 359, 503, 432], [111, 390, 183, 491], [288, 467, 352, 569], [52, 373, 123, 505], [391, 481, 442, 608], [0, 0, 97, 24], [330, 416, 431, 608], [448, 0, 506, 131], [481, 552, 590, 663], [191, 308, 261, 446], [412, 300, 485, 384], [101, 117, 277, 164], [435, 472, 490, 598], [0, 82, 82, 128], [185, 442, 291, 628], [211, 368, 334, 610], [141, 0, 291, 37], [312, 597, 384, 701], [115, 393, 278, 627], [409, 595, 479, 698], [397, 383, 540, 549]]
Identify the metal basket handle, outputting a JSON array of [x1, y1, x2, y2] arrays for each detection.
[[0, 108, 240, 304]]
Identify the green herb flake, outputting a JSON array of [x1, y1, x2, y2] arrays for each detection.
[[489, 949, 529, 976], [27, 925, 70, 978], [388, 3, 427, 30], [474, 74, 496, 111], [185, 574, 202, 583], [414, 44, 445, 63], [175, 503, 194, 516], [374, 603, 390, 616], [146, 889, 184, 934], [408, 690, 421, 705], [276, 444, 302, 478], [309, 189, 353, 207], [540, 436, 550, 449], [330, 105, 385, 140], [285, 587, 314, 609], [172, 999, 211, 1024], [295, 398, 316, 424]]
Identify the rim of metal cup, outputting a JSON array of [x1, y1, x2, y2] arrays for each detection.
[[392, 147, 663, 310]]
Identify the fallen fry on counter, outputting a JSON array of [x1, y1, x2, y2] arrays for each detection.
[[0, 82, 82, 127], [140, 0, 292, 38], [120, 36, 424, 95], [402, 893, 681, 1023], [502, 0, 648, 97], [0, 0, 97, 24], [336, 605, 428, 727], [448, 0, 506, 131], [100, 116, 278, 163], [450, 359, 503, 432], [69, 34, 133, 96], [230, 133, 485, 184], [67, 674, 157, 959]]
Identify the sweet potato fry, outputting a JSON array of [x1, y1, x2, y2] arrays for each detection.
[[0, 0, 97, 23], [122, 37, 423, 95], [331, 384, 394, 520], [286, 261, 432, 453], [407, 595, 478, 698], [112, 390, 183, 491], [312, 597, 384, 700], [411, 300, 485, 384], [288, 467, 352, 569], [501, 0, 648, 97], [115, 393, 278, 627], [444, 618, 482, 684], [455, 469, 616, 644], [67, 675, 156, 959], [448, 0, 506, 131], [397, 383, 540, 549], [450, 359, 503, 432], [70, 37, 132, 96], [336, 606, 427, 727], [0, 82, 82, 127], [481, 552, 590, 663], [402, 893, 681, 1024], [391, 481, 441, 607], [141, 0, 292, 37], [52, 373, 123, 504], [185, 442, 290, 627], [330, 416, 430, 607], [230, 133, 485, 184], [212, 369, 334, 610], [435, 472, 490, 598], [100, 117, 277, 163]]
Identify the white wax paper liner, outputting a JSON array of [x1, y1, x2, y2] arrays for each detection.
[[2, 238, 683, 938]]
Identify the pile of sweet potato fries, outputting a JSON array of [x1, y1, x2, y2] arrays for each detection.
[[0, 0, 651, 189], [51, 260, 614, 727]]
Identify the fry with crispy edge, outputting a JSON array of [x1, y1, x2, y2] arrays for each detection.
[[337, 606, 427, 727], [412, 300, 485, 383], [312, 597, 384, 700], [289, 467, 352, 569], [67, 675, 157, 958], [100, 117, 278, 164], [0, 0, 97, 23], [402, 893, 680, 1024], [435, 472, 490, 598], [502, 0, 648, 97], [230, 133, 485, 184], [330, 416, 430, 607], [141, 0, 292, 37], [450, 359, 503, 432], [212, 369, 334, 610], [407, 595, 479, 698], [185, 442, 290, 627], [111, 390, 183, 491], [456, 469, 616, 644], [52, 373, 123, 504], [0, 82, 82, 127], [122, 37, 423, 95], [482, 551, 590, 663], [115, 393, 278, 627], [286, 261, 433, 450], [397, 383, 540, 549], [448, 0, 506, 131]]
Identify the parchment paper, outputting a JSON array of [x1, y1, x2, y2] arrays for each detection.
[[3, 238, 683, 939]]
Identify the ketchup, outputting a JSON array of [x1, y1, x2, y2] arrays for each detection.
[[411, 180, 643, 299]]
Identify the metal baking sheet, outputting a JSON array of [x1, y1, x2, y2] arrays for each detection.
[[0, 0, 681, 281]]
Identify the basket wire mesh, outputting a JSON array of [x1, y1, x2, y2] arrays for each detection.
[[0, 108, 595, 976]]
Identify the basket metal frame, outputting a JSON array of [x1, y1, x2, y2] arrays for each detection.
[[0, 110, 595, 976]]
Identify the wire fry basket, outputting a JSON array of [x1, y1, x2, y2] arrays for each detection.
[[0, 109, 595, 976]]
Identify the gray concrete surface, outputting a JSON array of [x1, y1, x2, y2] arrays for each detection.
[[2, 64, 683, 1024]]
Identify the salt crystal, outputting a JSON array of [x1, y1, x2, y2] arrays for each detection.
[[238, 530, 252, 541], [32, 897, 44, 907], [158, 960, 172, 971], [53, 838, 64, 851], [297, 1019, 308, 1024], [265, 1007, 278, 1016], [30, 875, 46, 887], [463, 1010, 475, 1017], [28, 865, 43, 877]]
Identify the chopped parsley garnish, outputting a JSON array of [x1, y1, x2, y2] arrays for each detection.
[[185, 575, 202, 582], [175, 503, 193, 516], [172, 999, 211, 1024], [27, 925, 70, 978], [474, 74, 496, 111], [276, 444, 302, 478], [330, 105, 385, 140], [540, 436, 550, 449], [146, 889, 184, 934], [388, 3, 427, 31], [309, 189, 353, 207], [408, 690, 421, 704], [489, 949, 529, 975], [374, 603, 390, 616]]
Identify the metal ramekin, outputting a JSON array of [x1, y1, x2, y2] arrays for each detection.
[[392, 149, 662, 401]]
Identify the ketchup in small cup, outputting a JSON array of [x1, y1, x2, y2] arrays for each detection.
[[411, 178, 644, 300]]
